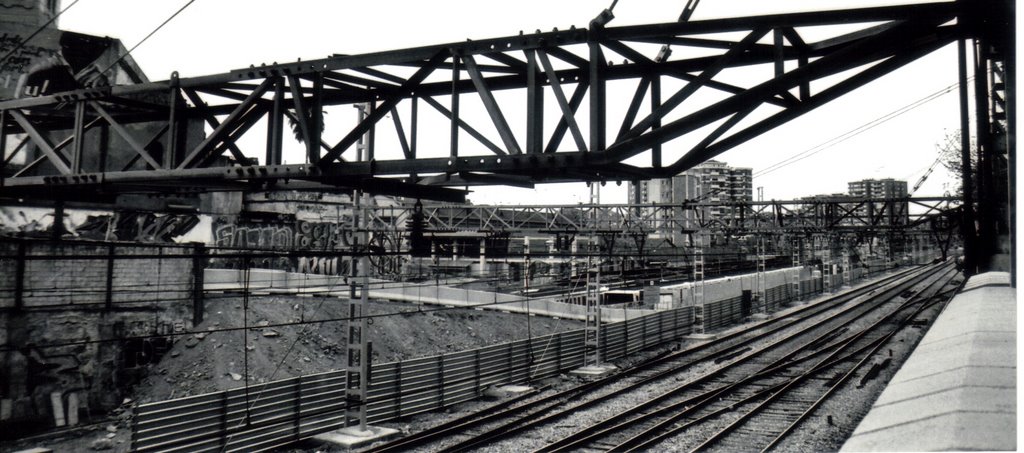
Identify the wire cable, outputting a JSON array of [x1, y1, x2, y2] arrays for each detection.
[[754, 79, 967, 179], [98, 0, 197, 74]]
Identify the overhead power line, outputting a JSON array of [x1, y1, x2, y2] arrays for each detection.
[[754, 78, 968, 179], [99, 0, 198, 74]]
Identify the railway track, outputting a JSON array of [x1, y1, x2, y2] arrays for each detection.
[[367, 261, 953, 452], [618, 264, 961, 452], [528, 262, 956, 453]]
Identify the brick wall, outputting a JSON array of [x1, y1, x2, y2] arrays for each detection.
[[0, 239, 199, 432]]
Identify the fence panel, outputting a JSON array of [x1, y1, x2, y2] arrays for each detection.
[[133, 306, 696, 452]]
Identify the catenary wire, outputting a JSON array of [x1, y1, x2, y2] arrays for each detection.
[[98, 0, 198, 74], [754, 78, 967, 179]]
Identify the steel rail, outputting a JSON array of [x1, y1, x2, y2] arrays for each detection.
[[431, 265, 934, 451], [624, 263, 959, 452], [535, 262, 947, 452], [758, 268, 965, 452], [363, 385, 547, 453], [367, 265, 921, 452]]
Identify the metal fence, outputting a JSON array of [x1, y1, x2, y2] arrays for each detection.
[[131, 307, 694, 452]]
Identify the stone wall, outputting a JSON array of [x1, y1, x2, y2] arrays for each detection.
[[0, 239, 198, 431]]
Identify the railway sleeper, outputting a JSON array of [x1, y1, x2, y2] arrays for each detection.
[[857, 357, 893, 388], [714, 347, 752, 364]]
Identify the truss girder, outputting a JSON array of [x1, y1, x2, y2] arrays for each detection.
[[415, 197, 960, 236], [0, 3, 987, 201]]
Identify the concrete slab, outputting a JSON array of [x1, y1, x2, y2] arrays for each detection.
[[686, 333, 717, 340], [842, 272, 1016, 452], [569, 364, 618, 378], [313, 426, 401, 449], [484, 384, 534, 398]]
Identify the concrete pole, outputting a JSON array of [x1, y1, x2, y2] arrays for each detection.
[[523, 236, 530, 288], [479, 238, 486, 277], [357, 192, 370, 431]]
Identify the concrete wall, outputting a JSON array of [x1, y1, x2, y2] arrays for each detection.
[[659, 266, 810, 308], [0, 239, 198, 429], [204, 268, 654, 323]]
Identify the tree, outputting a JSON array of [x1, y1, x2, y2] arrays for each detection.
[[936, 129, 978, 198]]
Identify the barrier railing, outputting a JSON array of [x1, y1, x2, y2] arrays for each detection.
[[131, 306, 693, 452]]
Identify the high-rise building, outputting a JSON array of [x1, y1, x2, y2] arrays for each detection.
[[629, 160, 752, 207], [628, 160, 753, 243], [848, 178, 908, 198], [847, 178, 910, 225]]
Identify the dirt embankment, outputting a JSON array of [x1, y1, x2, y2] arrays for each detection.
[[134, 294, 582, 403], [8, 293, 582, 453]]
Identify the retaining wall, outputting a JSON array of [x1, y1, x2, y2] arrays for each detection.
[[204, 269, 655, 323], [0, 239, 200, 430]]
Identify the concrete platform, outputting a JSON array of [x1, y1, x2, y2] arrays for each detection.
[[841, 271, 1016, 452], [569, 363, 618, 378], [313, 425, 400, 449]]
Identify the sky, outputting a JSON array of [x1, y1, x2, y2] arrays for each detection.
[[55, 0, 977, 205]]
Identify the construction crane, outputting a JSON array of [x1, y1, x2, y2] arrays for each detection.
[[910, 154, 943, 196]]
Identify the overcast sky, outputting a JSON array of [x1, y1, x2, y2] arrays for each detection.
[[57, 0, 973, 205]]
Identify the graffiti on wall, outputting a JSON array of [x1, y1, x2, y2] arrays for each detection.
[[77, 212, 201, 243], [5, 344, 85, 399], [212, 218, 404, 276], [0, 208, 201, 243], [213, 223, 295, 249], [114, 320, 178, 369], [0, 32, 62, 94], [1, 16, 135, 100], [213, 220, 363, 250]]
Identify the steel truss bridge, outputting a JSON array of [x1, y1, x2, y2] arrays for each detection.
[[415, 196, 960, 236], [0, 2, 1010, 207], [357, 196, 960, 263]]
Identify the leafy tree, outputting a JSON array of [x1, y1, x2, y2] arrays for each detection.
[[936, 129, 977, 198]]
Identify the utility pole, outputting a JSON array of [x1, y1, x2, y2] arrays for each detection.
[[584, 182, 602, 367]]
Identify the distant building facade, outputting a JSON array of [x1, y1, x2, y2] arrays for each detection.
[[629, 160, 753, 206], [800, 178, 910, 227], [848, 178, 910, 226], [628, 160, 753, 244], [848, 178, 908, 199]]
